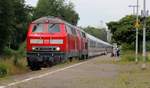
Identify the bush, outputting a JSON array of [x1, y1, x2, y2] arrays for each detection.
[[121, 50, 138, 62], [121, 51, 135, 62], [146, 41, 150, 51], [0, 63, 8, 77], [3, 47, 16, 56], [121, 43, 134, 51], [18, 42, 26, 57]]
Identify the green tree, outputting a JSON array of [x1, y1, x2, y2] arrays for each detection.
[[0, 0, 14, 53], [59, 2, 79, 25], [107, 15, 138, 44], [107, 15, 150, 50], [33, 0, 79, 25], [0, 0, 33, 54], [84, 26, 107, 41], [9, 0, 33, 49]]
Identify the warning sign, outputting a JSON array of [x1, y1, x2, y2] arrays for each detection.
[[135, 21, 140, 28]]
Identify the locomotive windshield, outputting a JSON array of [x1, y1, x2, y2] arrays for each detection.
[[32, 23, 60, 33], [48, 24, 60, 33], [32, 24, 44, 33]]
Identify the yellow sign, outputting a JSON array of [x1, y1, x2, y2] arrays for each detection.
[[135, 21, 140, 28]]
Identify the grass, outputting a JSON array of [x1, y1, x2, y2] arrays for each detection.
[[113, 50, 150, 88], [0, 57, 29, 79], [120, 50, 150, 62], [115, 62, 150, 88], [0, 42, 29, 78]]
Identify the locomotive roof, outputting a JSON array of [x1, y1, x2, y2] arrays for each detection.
[[32, 16, 65, 24], [32, 16, 112, 47], [32, 16, 86, 33]]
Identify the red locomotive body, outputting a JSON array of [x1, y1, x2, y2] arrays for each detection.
[[27, 16, 112, 70], [27, 17, 88, 70]]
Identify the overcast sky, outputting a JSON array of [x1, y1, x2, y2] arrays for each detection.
[[25, 0, 150, 27]]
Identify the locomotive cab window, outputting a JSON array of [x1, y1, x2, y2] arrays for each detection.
[[32, 24, 44, 33], [32, 23, 60, 33], [48, 24, 60, 33]]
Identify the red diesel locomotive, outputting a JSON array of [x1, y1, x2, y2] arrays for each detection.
[[27, 17, 112, 70]]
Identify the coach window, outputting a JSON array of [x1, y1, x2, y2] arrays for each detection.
[[90, 40, 94, 47], [81, 32, 86, 38], [48, 24, 60, 33], [98, 43, 101, 48]]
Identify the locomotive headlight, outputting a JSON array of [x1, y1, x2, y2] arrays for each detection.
[[32, 47, 36, 50], [56, 47, 60, 51], [50, 39, 63, 44], [30, 39, 43, 44]]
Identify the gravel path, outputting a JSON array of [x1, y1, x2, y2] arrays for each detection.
[[0, 55, 119, 88]]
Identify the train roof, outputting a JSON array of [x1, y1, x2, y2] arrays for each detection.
[[86, 33, 112, 47]]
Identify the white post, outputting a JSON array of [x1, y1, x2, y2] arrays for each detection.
[[135, 0, 139, 63], [142, 0, 146, 69]]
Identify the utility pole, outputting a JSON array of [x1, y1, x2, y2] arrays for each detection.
[[128, 5, 138, 15], [135, 0, 139, 63], [141, 0, 148, 69]]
